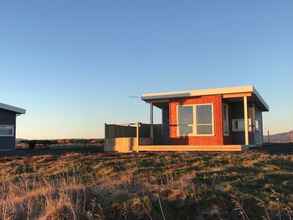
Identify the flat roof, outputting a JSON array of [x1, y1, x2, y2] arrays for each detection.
[[0, 103, 26, 115], [142, 85, 269, 111]]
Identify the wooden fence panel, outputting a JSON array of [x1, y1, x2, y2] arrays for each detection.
[[140, 124, 163, 144], [105, 124, 137, 138], [105, 123, 164, 144]]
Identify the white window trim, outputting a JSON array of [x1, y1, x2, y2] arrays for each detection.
[[0, 125, 15, 137], [177, 103, 215, 137], [223, 104, 230, 136]]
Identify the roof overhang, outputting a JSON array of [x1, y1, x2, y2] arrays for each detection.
[[142, 85, 269, 111], [0, 103, 26, 115]]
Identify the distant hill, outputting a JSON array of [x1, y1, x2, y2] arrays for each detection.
[[264, 130, 293, 143]]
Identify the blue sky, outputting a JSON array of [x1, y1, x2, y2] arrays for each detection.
[[0, 1, 292, 139]]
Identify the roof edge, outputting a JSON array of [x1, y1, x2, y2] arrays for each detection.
[[252, 87, 270, 111], [0, 103, 26, 114], [142, 85, 269, 111], [142, 85, 254, 100]]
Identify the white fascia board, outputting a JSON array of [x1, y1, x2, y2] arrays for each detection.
[[0, 103, 26, 114], [142, 85, 254, 100], [142, 85, 269, 111]]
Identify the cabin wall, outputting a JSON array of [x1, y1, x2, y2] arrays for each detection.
[[0, 109, 16, 150], [168, 95, 224, 145]]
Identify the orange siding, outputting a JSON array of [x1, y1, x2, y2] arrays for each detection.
[[169, 95, 224, 145]]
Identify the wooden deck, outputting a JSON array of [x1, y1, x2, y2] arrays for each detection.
[[104, 137, 243, 152], [138, 145, 243, 152]]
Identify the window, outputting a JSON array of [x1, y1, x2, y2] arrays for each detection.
[[232, 119, 252, 132], [178, 106, 194, 136], [178, 104, 214, 136], [223, 104, 230, 136], [0, 125, 14, 137], [232, 119, 244, 132], [196, 104, 214, 135], [255, 120, 260, 131]]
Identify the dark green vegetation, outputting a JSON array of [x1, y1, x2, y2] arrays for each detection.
[[0, 150, 292, 219]]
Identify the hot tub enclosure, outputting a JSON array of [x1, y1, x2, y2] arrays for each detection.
[[0, 103, 26, 151]]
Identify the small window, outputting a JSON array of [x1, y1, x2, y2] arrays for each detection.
[[232, 119, 244, 132], [255, 120, 260, 131], [0, 125, 14, 137], [232, 119, 252, 132], [196, 104, 214, 135], [178, 106, 194, 136]]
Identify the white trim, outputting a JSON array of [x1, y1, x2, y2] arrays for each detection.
[[194, 103, 215, 136], [0, 103, 26, 114], [177, 103, 215, 137], [142, 85, 269, 111], [143, 85, 254, 99], [0, 125, 15, 137], [244, 96, 249, 145]]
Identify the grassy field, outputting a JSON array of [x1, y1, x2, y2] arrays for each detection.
[[0, 149, 292, 220]]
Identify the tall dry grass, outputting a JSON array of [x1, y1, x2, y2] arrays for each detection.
[[0, 151, 292, 219]]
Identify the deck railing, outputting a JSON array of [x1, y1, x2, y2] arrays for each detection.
[[105, 123, 137, 139], [104, 123, 163, 144]]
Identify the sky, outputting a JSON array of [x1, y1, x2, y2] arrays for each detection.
[[0, 1, 292, 139]]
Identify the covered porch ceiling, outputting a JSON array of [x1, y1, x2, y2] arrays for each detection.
[[222, 93, 269, 111]]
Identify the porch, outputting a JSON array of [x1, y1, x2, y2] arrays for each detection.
[[146, 93, 266, 146], [104, 123, 242, 152]]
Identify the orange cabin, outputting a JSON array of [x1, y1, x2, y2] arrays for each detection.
[[142, 85, 269, 146]]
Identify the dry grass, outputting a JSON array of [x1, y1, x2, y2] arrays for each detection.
[[0, 150, 292, 220]]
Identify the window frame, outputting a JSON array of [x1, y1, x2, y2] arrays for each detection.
[[177, 104, 195, 137], [177, 103, 215, 137], [0, 125, 15, 137]]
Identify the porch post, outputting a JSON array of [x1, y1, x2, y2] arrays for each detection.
[[251, 104, 256, 145], [136, 122, 140, 152], [150, 103, 154, 141], [243, 96, 249, 145]]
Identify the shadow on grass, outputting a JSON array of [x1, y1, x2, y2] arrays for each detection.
[[0, 146, 105, 158], [251, 143, 293, 154]]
